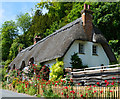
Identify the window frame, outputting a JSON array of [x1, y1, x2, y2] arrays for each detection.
[[79, 43, 85, 54], [92, 45, 98, 55]]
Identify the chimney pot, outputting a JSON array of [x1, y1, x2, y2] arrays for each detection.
[[84, 4, 87, 10], [88, 5, 90, 9]]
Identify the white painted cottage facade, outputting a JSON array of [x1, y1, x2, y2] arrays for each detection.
[[45, 40, 109, 69]]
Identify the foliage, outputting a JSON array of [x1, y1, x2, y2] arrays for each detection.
[[28, 86, 36, 95], [16, 13, 32, 33], [2, 75, 119, 98], [1, 20, 18, 61], [109, 40, 120, 61], [39, 65, 50, 80], [50, 58, 64, 80], [70, 53, 88, 69]]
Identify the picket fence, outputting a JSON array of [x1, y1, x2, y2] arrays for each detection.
[[5, 84, 120, 98]]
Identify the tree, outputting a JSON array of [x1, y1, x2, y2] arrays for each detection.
[[1, 20, 18, 61], [8, 37, 25, 60], [16, 13, 32, 34]]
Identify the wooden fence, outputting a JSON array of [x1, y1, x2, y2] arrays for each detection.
[[5, 84, 120, 98], [66, 64, 120, 86]]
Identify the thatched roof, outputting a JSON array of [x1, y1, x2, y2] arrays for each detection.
[[9, 17, 116, 69]]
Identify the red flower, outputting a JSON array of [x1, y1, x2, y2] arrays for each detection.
[[55, 81, 59, 83], [55, 84, 57, 86], [25, 84, 27, 88], [86, 93, 88, 95], [60, 79, 63, 82], [72, 90, 75, 94], [64, 86, 68, 89], [106, 82, 109, 86], [37, 78, 39, 81], [104, 80, 108, 83], [97, 82, 100, 85], [33, 64, 35, 66], [93, 85, 96, 87], [78, 83, 80, 85], [70, 79, 73, 82], [100, 91, 103, 94], [70, 90, 75, 94], [64, 81, 66, 83], [112, 77, 116, 79], [88, 88, 92, 90], [61, 92, 63, 95], [94, 91, 97, 93], [110, 90, 112, 92], [111, 81, 114, 85], [67, 95, 69, 98], [81, 94, 83, 97], [52, 83, 54, 85]]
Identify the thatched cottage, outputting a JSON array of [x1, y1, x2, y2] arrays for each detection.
[[9, 4, 116, 70]]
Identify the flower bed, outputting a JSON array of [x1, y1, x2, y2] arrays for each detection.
[[2, 76, 120, 98]]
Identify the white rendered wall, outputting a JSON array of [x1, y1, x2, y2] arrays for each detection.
[[44, 59, 56, 69], [63, 40, 109, 68]]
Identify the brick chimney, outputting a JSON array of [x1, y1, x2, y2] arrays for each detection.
[[18, 47, 22, 52], [81, 4, 93, 41], [34, 35, 41, 44]]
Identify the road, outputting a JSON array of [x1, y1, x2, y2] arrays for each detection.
[[0, 89, 44, 99]]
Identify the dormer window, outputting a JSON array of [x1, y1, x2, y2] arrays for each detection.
[[79, 43, 84, 54], [92, 45, 98, 55]]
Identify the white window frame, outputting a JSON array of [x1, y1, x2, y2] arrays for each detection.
[[79, 43, 85, 54], [92, 45, 98, 55]]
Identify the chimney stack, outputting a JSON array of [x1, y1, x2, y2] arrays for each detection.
[[81, 4, 93, 41], [34, 35, 41, 44], [18, 47, 22, 52]]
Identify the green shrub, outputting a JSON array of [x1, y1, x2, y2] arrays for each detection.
[[37, 94, 41, 98], [17, 84, 25, 93], [70, 52, 88, 69], [49, 58, 64, 80], [28, 86, 36, 95]]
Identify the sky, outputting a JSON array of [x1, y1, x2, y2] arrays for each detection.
[[0, 1, 48, 29]]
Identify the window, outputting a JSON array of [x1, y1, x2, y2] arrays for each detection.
[[92, 45, 97, 55], [79, 43, 84, 54]]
